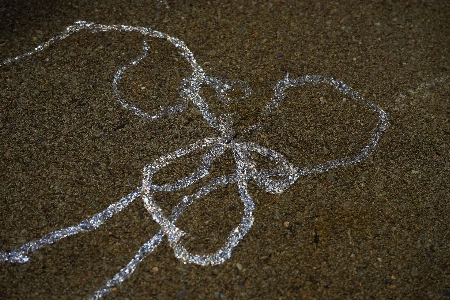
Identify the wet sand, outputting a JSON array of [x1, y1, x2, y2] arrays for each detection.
[[0, 1, 449, 299]]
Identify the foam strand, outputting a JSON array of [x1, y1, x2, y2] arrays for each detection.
[[0, 21, 389, 299]]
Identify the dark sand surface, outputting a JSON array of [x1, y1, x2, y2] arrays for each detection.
[[0, 0, 449, 299]]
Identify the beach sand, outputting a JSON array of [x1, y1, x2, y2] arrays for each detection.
[[0, 0, 449, 299]]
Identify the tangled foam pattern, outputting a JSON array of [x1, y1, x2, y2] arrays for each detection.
[[0, 21, 390, 299]]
